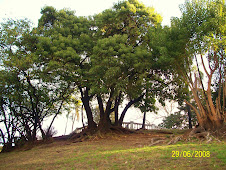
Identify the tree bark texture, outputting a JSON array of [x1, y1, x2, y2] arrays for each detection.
[[119, 94, 145, 126], [183, 54, 225, 130], [80, 87, 97, 129]]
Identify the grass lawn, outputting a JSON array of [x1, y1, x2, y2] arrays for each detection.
[[0, 133, 225, 169]]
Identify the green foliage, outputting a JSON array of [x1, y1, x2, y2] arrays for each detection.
[[0, 18, 73, 146], [170, 0, 226, 71], [3, 0, 215, 136], [167, 0, 226, 129], [37, 6, 94, 86], [90, 1, 180, 114], [94, 0, 162, 44], [34, 1, 191, 129], [179, 0, 226, 54], [158, 111, 197, 129], [158, 112, 185, 129], [36, 1, 173, 119]]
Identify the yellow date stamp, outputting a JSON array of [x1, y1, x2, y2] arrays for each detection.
[[172, 151, 210, 158]]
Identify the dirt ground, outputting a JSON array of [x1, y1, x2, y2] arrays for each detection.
[[50, 129, 184, 149]]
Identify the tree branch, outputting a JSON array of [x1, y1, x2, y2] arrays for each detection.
[[119, 93, 145, 125], [200, 54, 210, 77], [184, 100, 202, 122], [194, 54, 210, 113]]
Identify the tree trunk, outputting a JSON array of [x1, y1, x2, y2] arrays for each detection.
[[97, 95, 112, 131], [0, 129, 5, 145], [2, 140, 13, 152], [119, 94, 145, 126], [186, 104, 192, 129], [38, 119, 46, 139], [114, 97, 119, 126], [98, 112, 112, 131], [141, 111, 146, 129], [81, 104, 85, 128], [113, 92, 121, 126], [46, 100, 64, 138], [118, 102, 133, 126], [82, 97, 97, 129], [80, 87, 97, 129], [32, 125, 37, 141], [24, 121, 32, 141]]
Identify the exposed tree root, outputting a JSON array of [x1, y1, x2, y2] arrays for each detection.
[[53, 126, 226, 146], [167, 136, 181, 145], [149, 137, 166, 146], [110, 126, 136, 134], [66, 126, 136, 143], [166, 126, 225, 145]]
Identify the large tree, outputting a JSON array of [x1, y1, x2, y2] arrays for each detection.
[[36, 1, 185, 132], [169, 0, 225, 130], [83, 0, 181, 130]]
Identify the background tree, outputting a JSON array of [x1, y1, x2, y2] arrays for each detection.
[[158, 112, 186, 129], [0, 19, 73, 151], [64, 95, 81, 134]]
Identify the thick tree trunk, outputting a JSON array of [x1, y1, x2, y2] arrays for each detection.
[[182, 53, 225, 131], [98, 112, 111, 131], [24, 121, 32, 141], [82, 97, 97, 129], [80, 87, 97, 129], [97, 94, 113, 131], [2, 139, 13, 152], [186, 99, 223, 130]]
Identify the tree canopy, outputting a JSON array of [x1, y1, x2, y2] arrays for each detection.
[[0, 19, 74, 151], [168, 0, 225, 129], [35, 0, 179, 131]]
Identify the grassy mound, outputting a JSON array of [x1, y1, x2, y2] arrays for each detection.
[[0, 130, 225, 169]]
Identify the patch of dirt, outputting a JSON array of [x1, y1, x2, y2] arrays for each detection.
[[9, 127, 226, 152], [53, 128, 175, 148], [66, 126, 226, 147]]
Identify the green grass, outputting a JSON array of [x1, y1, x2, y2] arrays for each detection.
[[0, 140, 225, 169]]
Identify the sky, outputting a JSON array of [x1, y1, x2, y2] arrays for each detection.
[[0, 0, 185, 26], [0, 0, 186, 136]]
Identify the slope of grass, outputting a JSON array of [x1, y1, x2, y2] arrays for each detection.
[[0, 139, 225, 169]]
